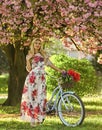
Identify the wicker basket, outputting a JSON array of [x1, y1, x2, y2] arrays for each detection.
[[61, 82, 74, 89]]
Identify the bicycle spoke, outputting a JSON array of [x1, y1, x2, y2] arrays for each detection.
[[57, 93, 85, 127]]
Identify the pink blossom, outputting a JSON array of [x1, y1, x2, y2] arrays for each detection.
[[94, 12, 100, 17], [14, 5, 21, 12], [41, 5, 48, 10], [74, 26, 79, 32], [65, 18, 69, 24], [69, 5, 77, 11], [81, 25, 87, 32], [100, 11, 102, 16], [0, 0, 101, 64], [74, 37, 81, 42], [22, 27, 28, 33], [71, 18, 76, 24], [97, 54, 102, 64], [61, 9, 68, 17], [98, 1, 102, 6], [75, 17, 82, 24], [25, 0, 32, 8], [83, 13, 91, 19], [84, 0, 90, 3], [88, 2, 98, 8]]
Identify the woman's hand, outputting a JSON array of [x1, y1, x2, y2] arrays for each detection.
[[26, 52, 33, 72], [59, 69, 66, 74], [26, 53, 33, 61], [26, 65, 31, 72]]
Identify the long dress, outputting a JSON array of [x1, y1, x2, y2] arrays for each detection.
[[20, 53, 47, 123]]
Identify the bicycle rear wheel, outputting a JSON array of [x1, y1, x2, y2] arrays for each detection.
[[57, 93, 85, 127]]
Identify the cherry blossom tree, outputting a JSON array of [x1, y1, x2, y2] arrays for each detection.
[[0, 0, 102, 105]]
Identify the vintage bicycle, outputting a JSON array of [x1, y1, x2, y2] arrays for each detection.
[[46, 73, 85, 127]]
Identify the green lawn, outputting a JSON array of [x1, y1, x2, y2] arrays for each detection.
[[0, 115, 101, 130], [0, 74, 8, 94], [0, 73, 102, 130], [0, 95, 102, 130]]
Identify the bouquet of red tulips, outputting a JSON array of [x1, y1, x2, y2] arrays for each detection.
[[61, 69, 80, 88]]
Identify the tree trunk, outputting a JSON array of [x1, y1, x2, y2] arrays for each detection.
[[2, 44, 27, 106]]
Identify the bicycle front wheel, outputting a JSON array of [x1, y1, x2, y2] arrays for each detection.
[[57, 93, 85, 127]]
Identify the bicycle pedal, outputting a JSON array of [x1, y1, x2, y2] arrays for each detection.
[[46, 110, 52, 114], [46, 108, 56, 114]]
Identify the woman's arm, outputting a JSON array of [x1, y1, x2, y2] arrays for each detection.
[[48, 62, 63, 73], [26, 53, 33, 72], [45, 57, 63, 73]]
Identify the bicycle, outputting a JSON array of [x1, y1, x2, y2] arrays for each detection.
[[46, 73, 85, 127]]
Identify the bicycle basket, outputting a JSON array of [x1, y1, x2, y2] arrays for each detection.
[[61, 82, 74, 89]]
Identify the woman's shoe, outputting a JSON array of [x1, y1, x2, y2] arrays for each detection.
[[30, 122, 36, 127], [30, 122, 41, 127]]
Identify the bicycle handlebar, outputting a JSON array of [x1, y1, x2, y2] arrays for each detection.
[[46, 72, 62, 83]]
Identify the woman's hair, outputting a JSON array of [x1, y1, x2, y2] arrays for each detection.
[[28, 38, 46, 58]]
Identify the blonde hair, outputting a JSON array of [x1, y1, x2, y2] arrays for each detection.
[[28, 38, 46, 58]]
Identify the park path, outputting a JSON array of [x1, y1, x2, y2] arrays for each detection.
[[0, 94, 7, 99]]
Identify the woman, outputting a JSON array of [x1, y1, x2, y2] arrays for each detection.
[[20, 39, 63, 127]]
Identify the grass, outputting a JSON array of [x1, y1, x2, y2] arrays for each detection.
[[0, 113, 102, 130], [0, 73, 102, 130], [0, 116, 102, 130], [0, 95, 102, 130], [0, 73, 8, 94]]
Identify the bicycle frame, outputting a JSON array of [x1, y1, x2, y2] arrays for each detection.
[[47, 83, 75, 112], [46, 73, 75, 113], [47, 85, 62, 111]]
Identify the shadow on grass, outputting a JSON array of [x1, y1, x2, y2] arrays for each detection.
[[84, 101, 102, 106], [0, 121, 68, 130], [0, 119, 102, 130], [0, 96, 102, 130], [0, 105, 20, 114]]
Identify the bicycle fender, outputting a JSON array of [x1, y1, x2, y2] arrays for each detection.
[[62, 91, 75, 95]]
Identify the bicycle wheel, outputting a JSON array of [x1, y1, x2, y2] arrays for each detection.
[[57, 92, 85, 127]]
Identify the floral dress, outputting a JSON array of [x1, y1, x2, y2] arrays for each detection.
[[20, 53, 47, 123]]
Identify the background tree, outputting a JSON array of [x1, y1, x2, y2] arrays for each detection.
[[0, 49, 9, 74], [0, 0, 102, 106]]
